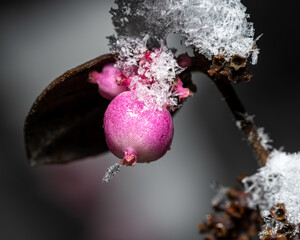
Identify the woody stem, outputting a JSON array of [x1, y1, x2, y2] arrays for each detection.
[[212, 79, 269, 166], [191, 54, 270, 166]]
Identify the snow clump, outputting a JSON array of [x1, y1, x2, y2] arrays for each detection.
[[243, 150, 300, 225], [110, 0, 260, 63]]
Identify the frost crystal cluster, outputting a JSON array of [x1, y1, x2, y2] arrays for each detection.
[[110, 36, 149, 77], [256, 127, 273, 151], [110, 36, 184, 110], [169, 0, 259, 63], [130, 45, 184, 110], [110, 0, 259, 63], [243, 150, 300, 225]]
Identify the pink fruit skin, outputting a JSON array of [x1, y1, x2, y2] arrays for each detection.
[[104, 91, 174, 163], [177, 54, 192, 68], [89, 63, 128, 100]]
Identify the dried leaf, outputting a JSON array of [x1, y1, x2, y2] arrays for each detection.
[[24, 54, 115, 166]]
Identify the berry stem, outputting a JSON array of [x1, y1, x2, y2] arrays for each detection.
[[120, 149, 137, 167], [191, 53, 270, 166]]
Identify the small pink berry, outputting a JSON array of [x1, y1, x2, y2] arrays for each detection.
[[104, 91, 174, 166], [89, 63, 128, 100], [177, 54, 192, 68]]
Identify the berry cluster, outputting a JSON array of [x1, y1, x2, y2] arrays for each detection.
[[89, 48, 193, 181]]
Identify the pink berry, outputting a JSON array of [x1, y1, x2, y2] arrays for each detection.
[[89, 63, 128, 100], [177, 54, 192, 68], [104, 91, 174, 166]]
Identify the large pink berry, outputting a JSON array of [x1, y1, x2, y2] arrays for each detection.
[[89, 63, 128, 100], [104, 91, 174, 166]]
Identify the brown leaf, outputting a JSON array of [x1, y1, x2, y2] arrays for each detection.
[[24, 54, 115, 166]]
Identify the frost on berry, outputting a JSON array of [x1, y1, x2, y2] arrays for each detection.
[[110, 36, 185, 110], [109, 35, 149, 77], [242, 150, 300, 226], [131, 45, 185, 110]]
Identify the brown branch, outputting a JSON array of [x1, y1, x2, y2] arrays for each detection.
[[212, 79, 269, 166], [191, 53, 270, 166]]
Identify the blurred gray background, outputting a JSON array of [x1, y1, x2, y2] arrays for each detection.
[[1, 0, 299, 239]]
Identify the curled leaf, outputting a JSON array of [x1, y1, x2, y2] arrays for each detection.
[[24, 54, 115, 166]]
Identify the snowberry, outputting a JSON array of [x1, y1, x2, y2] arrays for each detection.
[[104, 91, 173, 166], [177, 54, 192, 68], [89, 63, 128, 100]]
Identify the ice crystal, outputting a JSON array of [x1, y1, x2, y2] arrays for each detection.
[[243, 150, 300, 225], [111, 35, 184, 110], [102, 162, 122, 183], [257, 127, 273, 151], [110, 35, 149, 76], [236, 113, 255, 130], [110, 0, 259, 63], [130, 45, 184, 110], [171, 0, 258, 62]]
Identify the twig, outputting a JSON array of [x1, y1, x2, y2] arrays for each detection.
[[191, 53, 270, 166], [212, 79, 269, 166]]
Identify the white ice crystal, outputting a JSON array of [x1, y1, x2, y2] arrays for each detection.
[[102, 162, 122, 183], [243, 150, 300, 225], [110, 0, 259, 63], [110, 35, 149, 76], [109, 0, 259, 108], [170, 0, 258, 63], [110, 35, 183, 110], [130, 45, 184, 110], [256, 127, 273, 151]]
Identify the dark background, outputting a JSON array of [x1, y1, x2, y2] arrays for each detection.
[[1, 0, 299, 239]]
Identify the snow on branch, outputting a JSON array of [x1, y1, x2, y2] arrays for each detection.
[[110, 0, 260, 63], [243, 150, 300, 226]]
